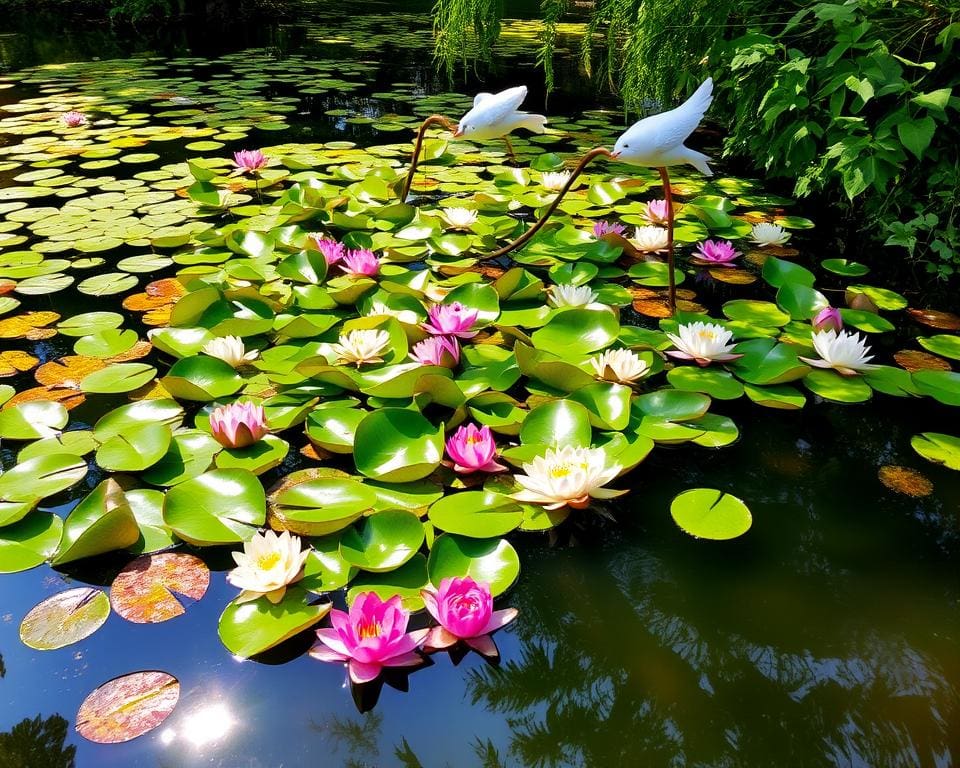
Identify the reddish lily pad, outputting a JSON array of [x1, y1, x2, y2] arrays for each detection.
[[110, 552, 210, 624], [76, 671, 180, 744]]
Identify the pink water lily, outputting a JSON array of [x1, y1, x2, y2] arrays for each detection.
[[233, 149, 267, 174], [813, 306, 843, 333], [642, 199, 669, 225], [209, 401, 268, 449], [592, 220, 627, 239], [422, 302, 478, 339], [410, 336, 460, 368], [444, 423, 506, 474], [309, 593, 427, 685], [340, 248, 380, 277], [421, 577, 517, 657], [310, 234, 345, 265], [60, 111, 87, 127], [692, 239, 741, 266]]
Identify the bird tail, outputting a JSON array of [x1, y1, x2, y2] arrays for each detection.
[[518, 113, 548, 134], [684, 148, 713, 176]]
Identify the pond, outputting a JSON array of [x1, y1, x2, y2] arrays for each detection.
[[0, 2, 958, 767]]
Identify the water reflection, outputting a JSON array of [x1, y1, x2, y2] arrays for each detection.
[[0, 714, 76, 768], [159, 702, 236, 749]]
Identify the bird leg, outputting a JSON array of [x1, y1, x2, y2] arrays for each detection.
[[503, 136, 517, 164], [658, 166, 676, 315], [482, 147, 614, 259], [400, 114, 456, 202]]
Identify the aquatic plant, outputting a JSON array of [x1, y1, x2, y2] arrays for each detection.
[[210, 401, 269, 449], [510, 446, 625, 510], [227, 530, 310, 604], [444, 424, 506, 474], [421, 577, 516, 657]]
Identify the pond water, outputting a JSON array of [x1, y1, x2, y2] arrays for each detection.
[[0, 2, 958, 767]]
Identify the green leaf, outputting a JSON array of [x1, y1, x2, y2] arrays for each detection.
[[531, 308, 619, 355], [520, 399, 593, 447], [301, 534, 358, 593], [52, 479, 139, 565], [803, 368, 872, 403], [0, 513, 63, 573], [911, 432, 960, 470], [339, 509, 425, 572], [897, 116, 936, 159], [19, 587, 110, 650], [917, 335, 960, 361], [428, 491, 524, 537], [272, 477, 377, 537], [161, 357, 243, 401], [427, 534, 519, 597], [218, 587, 330, 658], [163, 469, 266, 546], [0, 454, 87, 503], [80, 363, 157, 394], [0, 401, 69, 440], [353, 409, 444, 483], [96, 423, 172, 472], [670, 488, 752, 540], [347, 554, 429, 612]]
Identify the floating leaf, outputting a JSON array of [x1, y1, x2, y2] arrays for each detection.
[[353, 408, 443, 483], [0, 513, 63, 573], [76, 671, 180, 744], [878, 466, 932, 497], [427, 534, 519, 596], [428, 491, 524, 537], [19, 587, 110, 650], [163, 468, 265, 545], [53, 479, 139, 565], [339, 509, 425, 572], [911, 432, 960, 470], [670, 488, 752, 540], [111, 552, 210, 624], [218, 586, 330, 658]]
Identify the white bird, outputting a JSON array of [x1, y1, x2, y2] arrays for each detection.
[[611, 78, 714, 175], [453, 86, 547, 141]]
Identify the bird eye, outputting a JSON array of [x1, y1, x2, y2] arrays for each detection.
[[624, 143, 629, 148]]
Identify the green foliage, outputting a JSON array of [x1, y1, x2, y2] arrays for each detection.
[[712, 0, 960, 276]]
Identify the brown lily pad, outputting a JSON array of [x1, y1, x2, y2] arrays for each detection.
[[0, 349, 39, 377], [19, 587, 110, 650], [906, 308, 960, 331], [35, 356, 107, 388], [76, 671, 180, 744], [878, 465, 933, 497], [111, 552, 210, 624], [4, 386, 86, 410], [709, 267, 756, 285], [893, 349, 952, 373], [0, 311, 59, 339]]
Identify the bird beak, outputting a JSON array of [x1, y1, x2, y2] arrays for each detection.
[[610, 150, 621, 159], [452, 127, 463, 138]]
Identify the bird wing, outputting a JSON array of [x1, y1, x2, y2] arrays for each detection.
[[473, 92, 494, 107], [472, 86, 529, 126], [630, 77, 713, 153]]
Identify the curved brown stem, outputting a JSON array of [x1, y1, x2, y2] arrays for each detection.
[[658, 166, 676, 315], [400, 114, 456, 202], [482, 147, 614, 260]]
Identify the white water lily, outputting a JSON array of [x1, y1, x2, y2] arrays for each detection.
[[749, 222, 791, 247], [510, 445, 625, 510], [632, 225, 670, 254], [201, 335, 258, 367], [226, 530, 309, 604], [541, 170, 571, 192], [366, 300, 419, 325], [548, 284, 598, 308], [442, 207, 478, 230], [666, 321, 742, 366], [800, 329, 878, 376], [331, 329, 391, 366], [590, 348, 650, 384]]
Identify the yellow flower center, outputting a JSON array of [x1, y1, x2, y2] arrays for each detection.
[[257, 552, 282, 570], [550, 463, 571, 478], [357, 619, 381, 640], [466, 434, 482, 445], [698, 330, 716, 341]]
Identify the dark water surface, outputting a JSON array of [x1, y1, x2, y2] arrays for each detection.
[[0, 3, 958, 767]]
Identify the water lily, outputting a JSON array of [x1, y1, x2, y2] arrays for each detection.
[[367, 300, 419, 325], [633, 225, 670, 254], [800, 329, 878, 376], [590, 348, 650, 384], [692, 239, 741, 266], [421, 577, 517, 657], [226, 530, 309, 604], [210, 401, 268, 449], [60, 111, 87, 127], [201, 335, 258, 368], [309, 234, 345, 265], [749, 222, 790, 247], [642, 199, 669, 225], [340, 248, 380, 278], [309, 592, 427, 685], [444, 423, 506, 474], [666, 321, 742, 366], [812, 306, 843, 333], [593, 220, 627, 239], [541, 170, 571, 191], [548, 284, 598, 308], [410, 336, 460, 368], [510, 445, 625, 510], [422, 302, 478, 339], [442, 207, 478, 230], [233, 149, 268, 174], [331, 329, 391, 367]]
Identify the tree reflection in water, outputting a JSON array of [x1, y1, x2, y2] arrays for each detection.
[[467, 538, 958, 768], [0, 714, 76, 768]]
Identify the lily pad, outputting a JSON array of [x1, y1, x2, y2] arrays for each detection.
[[428, 491, 524, 537], [339, 509, 425, 572], [110, 552, 210, 624], [76, 671, 180, 744], [670, 488, 752, 540], [218, 586, 330, 658], [53, 479, 139, 565], [163, 469, 266, 546], [19, 587, 111, 650], [911, 432, 960, 470], [353, 408, 444, 482], [427, 534, 519, 597]]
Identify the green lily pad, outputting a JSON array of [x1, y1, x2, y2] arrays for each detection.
[[93, 399, 183, 441], [670, 488, 752, 540], [80, 363, 157, 394], [917, 335, 960, 361], [346, 554, 429, 612], [911, 432, 960, 470], [531, 308, 619, 355], [0, 453, 88, 503], [0, 401, 69, 440], [19, 587, 111, 650], [803, 368, 872, 403], [215, 434, 289, 475], [52, 479, 139, 565], [427, 534, 519, 597], [271, 477, 377, 537], [353, 408, 444, 482], [519, 399, 593, 447], [912, 370, 960, 405], [161, 357, 243, 401], [95, 423, 172, 472], [163, 469, 265, 546], [339, 509, 425, 572], [218, 586, 330, 658], [667, 367, 744, 400], [0, 512, 63, 573], [821, 258, 869, 277], [127, 488, 179, 554], [428, 491, 524, 537], [301, 534, 358, 593]]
